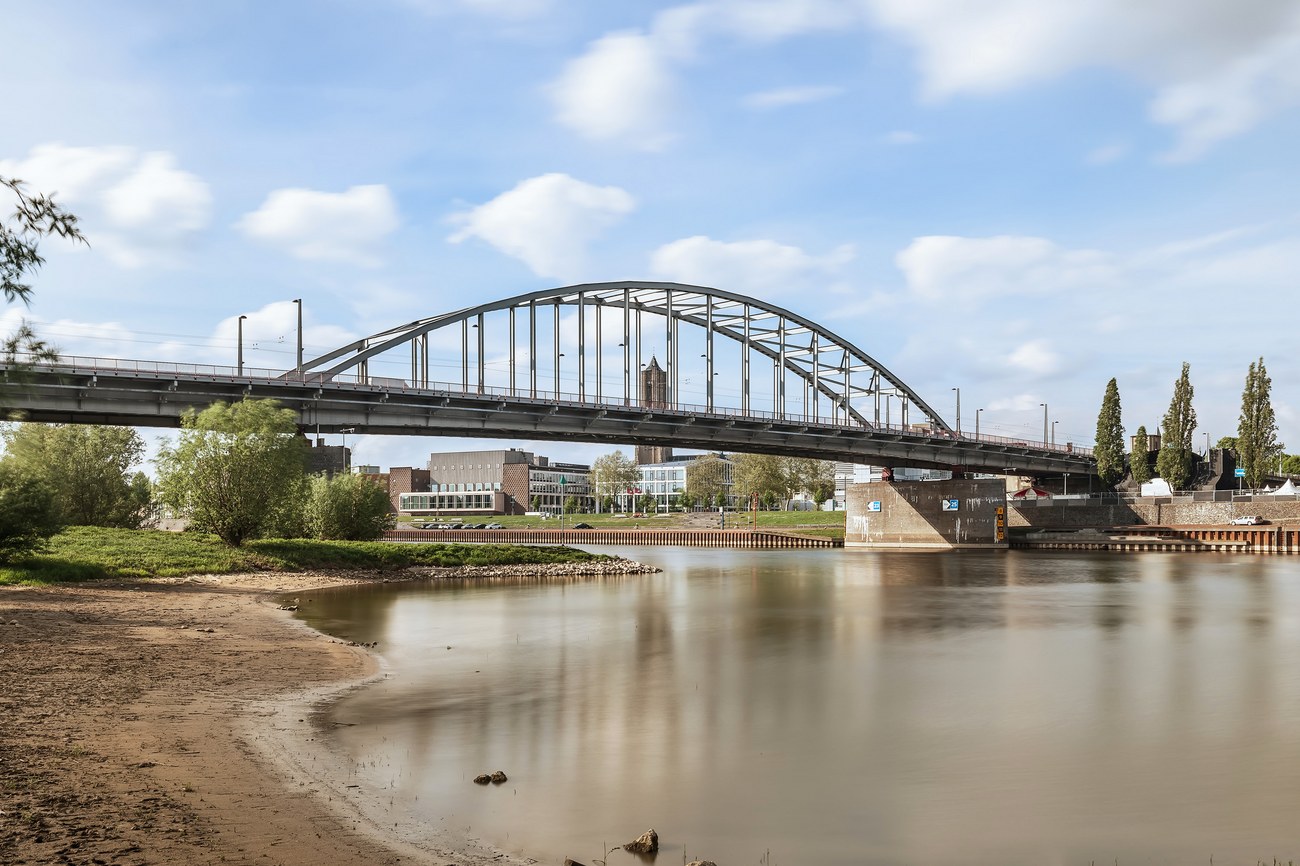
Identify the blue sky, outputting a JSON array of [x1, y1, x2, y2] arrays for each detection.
[[5, 0, 1300, 470]]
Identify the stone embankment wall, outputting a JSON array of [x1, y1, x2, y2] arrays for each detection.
[[845, 480, 1007, 549], [1010, 498, 1300, 528]]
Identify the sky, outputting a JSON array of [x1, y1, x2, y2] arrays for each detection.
[[4, 0, 1300, 471]]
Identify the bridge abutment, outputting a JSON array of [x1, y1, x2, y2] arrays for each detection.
[[845, 480, 1008, 550]]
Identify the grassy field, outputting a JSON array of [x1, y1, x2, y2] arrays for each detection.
[[397, 509, 847, 538], [0, 526, 606, 586]]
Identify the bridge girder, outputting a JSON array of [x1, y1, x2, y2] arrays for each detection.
[[295, 281, 952, 434]]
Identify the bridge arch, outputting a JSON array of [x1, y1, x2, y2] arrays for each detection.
[[297, 281, 950, 433]]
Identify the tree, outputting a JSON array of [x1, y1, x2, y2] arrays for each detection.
[[786, 457, 836, 503], [679, 490, 696, 510], [564, 494, 582, 514], [732, 453, 835, 508], [305, 473, 393, 541], [1093, 378, 1125, 486], [638, 493, 657, 513], [589, 451, 640, 512], [0, 423, 151, 527], [1215, 436, 1238, 451], [1130, 425, 1152, 485], [713, 490, 727, 509], [731, 453, 785, 503], [685, 453, 728, 505], [0, 462, 60, 561], [1237, 357, 1282, 489], [531, 495, 542, 512], [2, 177, 86, 367], [1155, 362, 1197, 490], [155, 399, 308, 546]]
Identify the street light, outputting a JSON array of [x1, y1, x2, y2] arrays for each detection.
[[1052, 420, 1059, 448], [952, 387, 961, 437], [975, 408, 983, 441], [293, 298, 303, 373], [1040, 403, 1048, 445], [237, 315, 247, 375], [340, 427, 356, 471]]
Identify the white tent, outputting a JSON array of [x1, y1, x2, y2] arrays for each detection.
[[1269, 479, 1297, 496], [1140, 478, 1173, 497]]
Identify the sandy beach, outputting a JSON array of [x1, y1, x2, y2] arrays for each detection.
[[0, 572, 536, 866]]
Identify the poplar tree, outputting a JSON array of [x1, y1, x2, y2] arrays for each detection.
[[1093, 378, 1125, 486], [1237, 357, 1282, 489], [1155, 362, 1197, 490], [1130, 425, 1152, 484]]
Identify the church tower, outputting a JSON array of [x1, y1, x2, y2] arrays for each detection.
[[636, 356, 672, 465]]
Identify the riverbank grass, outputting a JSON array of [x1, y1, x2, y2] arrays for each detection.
[[0, 526, 607, 585]]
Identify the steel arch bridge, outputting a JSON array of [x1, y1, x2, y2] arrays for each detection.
[[0, 281, 1095, 475], [300, 281, 951, 433]]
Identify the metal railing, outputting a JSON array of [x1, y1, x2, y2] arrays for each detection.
[[8, 352, 1094, 458]]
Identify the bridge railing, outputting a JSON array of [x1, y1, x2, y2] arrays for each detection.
[[8, 353, 1092, 458]]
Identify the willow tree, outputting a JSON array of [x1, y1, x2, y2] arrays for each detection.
[[1155, 363, 1197, 490], [1093, 378, 1125, 486], [156, 399, 308, 545], [0, 423, 151, 527], [1130, 425, 1152, 484], [1237, 357, 1282, 489]]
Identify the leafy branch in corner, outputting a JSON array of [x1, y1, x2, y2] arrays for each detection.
[[2, 175, 87, 306]]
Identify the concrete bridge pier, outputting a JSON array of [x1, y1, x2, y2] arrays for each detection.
[[845, 480, 1008, 550]]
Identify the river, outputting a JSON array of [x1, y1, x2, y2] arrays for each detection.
[[293, 548, 1300, 865]]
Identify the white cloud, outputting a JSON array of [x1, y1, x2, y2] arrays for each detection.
[[742, 85, 844, 109], [1007, 338, 1064, 377], [448, 173, 636, 281], [863, 0, 1300, 157], [548, 31, 678, 149], [549, 0, 865, 146], [651, 235, 854, 294], [895, 235, 1116, 303], [0, 143, 211, 267], [237, 185, 400, 267]]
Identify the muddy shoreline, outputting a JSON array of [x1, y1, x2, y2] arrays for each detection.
[[1, 563, 655, 866]]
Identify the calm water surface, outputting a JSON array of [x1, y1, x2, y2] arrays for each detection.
[[295, 549, 1300, 865]]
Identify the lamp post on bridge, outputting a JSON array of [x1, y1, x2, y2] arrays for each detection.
[[340, 427, 355, 472], [952, 387, 960, 437], [237, 314, 247, 375], [1039, 402, 1048, 446], [293, 298, 303, 374], [1052, 420, 1058, 449], [975, 408, 983, 441]]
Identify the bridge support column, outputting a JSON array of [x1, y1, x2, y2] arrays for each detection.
[[846, 480, 1008, 551]]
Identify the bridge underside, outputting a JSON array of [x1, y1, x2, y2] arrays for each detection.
[[2, 367, 1096, 476]]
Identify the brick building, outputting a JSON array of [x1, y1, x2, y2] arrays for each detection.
[[383, 448, 593, 516]]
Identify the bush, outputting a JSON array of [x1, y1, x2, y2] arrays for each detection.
[[0, 463, 61, 561], [304, 473, 394, 541]]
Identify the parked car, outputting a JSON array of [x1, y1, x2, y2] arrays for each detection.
[[571, 522, 594, 529], [1231, 515, 1267, 525], [485, 522, 504, 529]]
